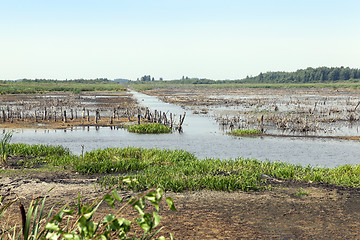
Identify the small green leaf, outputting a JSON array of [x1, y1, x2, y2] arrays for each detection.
[[112, 189, 122, 202], [156, 188, 164, 200], [153, 211, 161, 228], [104, 194, 115, 208], [136, 217, 151, 232], [166, 197, 176, 211], [45, 222, 61, 231], [145, 192, 156, 203], [45, 232, 61, 240], [63, 233, 78, 240], [134, 205, 144, 216], [63, 209, 74, 215]]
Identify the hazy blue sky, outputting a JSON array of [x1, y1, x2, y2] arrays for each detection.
[[1, 0, 359, 80]]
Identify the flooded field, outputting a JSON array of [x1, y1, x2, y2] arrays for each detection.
[[3, 88, 360, 168], [0, 91, 138, 128], [145, 87, 360, 137]]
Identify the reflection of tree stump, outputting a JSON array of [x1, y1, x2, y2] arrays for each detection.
[[257, 115, 264, 132]]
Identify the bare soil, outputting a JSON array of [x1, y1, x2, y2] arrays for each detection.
[[1, 169, 360, 239]]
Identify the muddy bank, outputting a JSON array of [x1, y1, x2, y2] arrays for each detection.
[[1, 170, 360, 239]]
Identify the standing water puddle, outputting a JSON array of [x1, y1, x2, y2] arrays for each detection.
[[7, 90, 360, 168]]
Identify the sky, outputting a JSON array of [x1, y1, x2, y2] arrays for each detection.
[[0, 0, 360, 80]]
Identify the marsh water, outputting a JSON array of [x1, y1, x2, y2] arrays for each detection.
[[9, 90, 360, 168]]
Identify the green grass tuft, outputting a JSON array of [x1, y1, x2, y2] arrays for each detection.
[[228, 129, 262, 136], [127, 123, 171, 134]]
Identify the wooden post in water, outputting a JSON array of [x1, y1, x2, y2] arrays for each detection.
[[169, 113, 173, 130], [163, 112, 168, 126], [87, 110, 90, 122], [95, 110, 99, 124], [6, 106, 10, 121], [137, 109, 141, 125], [2, 110, 5, 122], [126, 109, 131, 121], [112, 109, 116, 120], [144, 108, 148, 120], [178, 112, 186, 132], [149, 112, 153, 122], [43, 107, 47, 120], [63, 110, 67, 123], [158, 111, 162, 124]]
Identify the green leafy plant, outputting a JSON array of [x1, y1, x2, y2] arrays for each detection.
[[0, 178, 176, 240], [44, 181, 176, 240]]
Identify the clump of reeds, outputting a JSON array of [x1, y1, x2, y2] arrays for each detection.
[[228, 129, 262, 136], [0, 132, 13, 167], [127, 123, 171, 134]]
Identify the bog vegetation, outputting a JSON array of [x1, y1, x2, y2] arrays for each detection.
[[127, 123, 171, 134], [2, 142, 360, 192], [228, 129, 262, 136]]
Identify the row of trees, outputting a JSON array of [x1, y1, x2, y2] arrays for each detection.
[[241, 67, 360, 83], [21, 78, 112, 84], [137, 75, 163, 82]]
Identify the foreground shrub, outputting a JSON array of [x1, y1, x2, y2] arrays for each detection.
[[0, 179, 176, 240]]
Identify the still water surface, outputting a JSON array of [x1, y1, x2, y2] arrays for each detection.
[[10, 90, 360, 168]]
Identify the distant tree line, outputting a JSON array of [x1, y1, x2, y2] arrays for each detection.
[[141, 67, 360, 84], [240, 67, 360, 83], [21, 78, 113, 84], [137, 75, 163, 81]]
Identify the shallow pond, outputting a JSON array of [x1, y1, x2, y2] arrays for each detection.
[[7, 90, 360, 168]]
